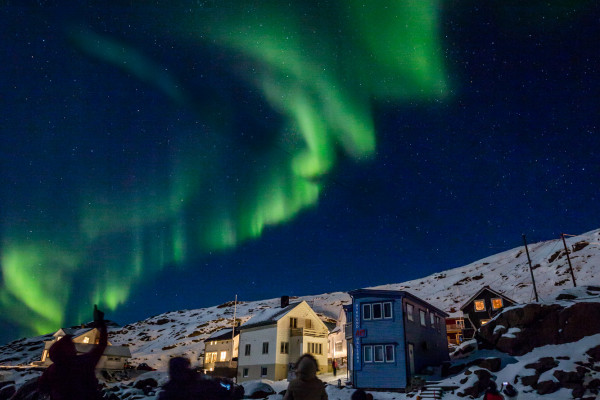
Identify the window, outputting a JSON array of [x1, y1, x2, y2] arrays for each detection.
[[474, 299, 486, 311], [261, 367, 268, 377], [245, 344, 251, 356], [335, 341, 343, 352], [208, 352, 217, 363], [420, 310, 427, 327], [363, 346, 373, 363], [435, 316, 441, 332], [242, 368, 249, 377], [491, 298, 503, 310], [262, 342, 269, 354], [308, 342, 322, 355], [220, 351, 227, 362], [83, 336, 90, 344], [480, 319, 491, 326], [362, 304, 372, 320], [374, 345, 384, 362], [430, 312, 435, 326], [383, 302, 393, 319], [372, 303, 382, 319], [290, 317, 298, 328], [305, 319, 312, 329], [406, 304, 414, 321], [385, 345, 395, 362], [280, 342, 289, 354]]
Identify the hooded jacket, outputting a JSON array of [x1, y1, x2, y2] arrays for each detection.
[[283, 356, 328, 400]]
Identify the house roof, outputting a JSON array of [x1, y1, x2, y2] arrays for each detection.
[[459, 285, 518, 311], [204, 327, 240, 342], [54, 328, 93, 338], [324, 321, 337, 332], [240, 301, 304, 330], [348, 289, 449, 317], [74, 343, 132, 358]]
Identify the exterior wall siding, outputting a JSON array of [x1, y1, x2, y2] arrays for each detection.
[[237, 326, 278, 382]]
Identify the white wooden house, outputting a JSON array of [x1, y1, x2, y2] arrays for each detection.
[[237, 298, 329, 382], [327, 307, 348, 365], [39, 327, 131, 370], [203, 327, 239, 377]]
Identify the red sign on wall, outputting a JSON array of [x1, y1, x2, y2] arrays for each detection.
[[355, 329, 367, 337]]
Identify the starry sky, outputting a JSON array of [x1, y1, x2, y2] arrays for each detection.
[[1, 1, 599, 345]]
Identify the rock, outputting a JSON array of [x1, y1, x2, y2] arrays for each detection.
[[586, 345, 600, 362], [133, 378, 158, 389], [473, 357, 501, 372], [571, 384, 586, 398], [588, 379, 600, 389], [553, 370, 584, 388], [520, 374, 539, 388], [536, 380, 560, 395], [460, 369, 492, 398], [525, 357, 558, 374]]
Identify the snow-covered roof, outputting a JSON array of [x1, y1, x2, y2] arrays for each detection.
[[205, 327, 239, 342], [240, 301, 303, 329], [459, 285, 518, 311]]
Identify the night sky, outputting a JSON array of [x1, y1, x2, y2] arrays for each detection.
[[1, 1, 599, 345]]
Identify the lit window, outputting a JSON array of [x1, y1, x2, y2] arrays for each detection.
[[420, 310, 427, 327], [372, 303, 382, 319], [220, 351, 227, 362], [406, 304, 414, 321], [335, 341, 343, 352], [474, 300, 486, 311], [83, 337, 90, 344], [374, 345, 384, 362], [480, 319, 491, 326], [363, 346, 373, 363], [491, 298, 503, 310], [362, 304, 372, 320], [385, 345, 395, 362], [383, 302, 393, 319]]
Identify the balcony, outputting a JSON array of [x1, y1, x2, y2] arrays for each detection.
[[446, 323, 465, 332], [290, 328, 328, 338]]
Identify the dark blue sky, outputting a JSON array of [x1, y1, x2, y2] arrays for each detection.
[[1, 1, 599, 344]]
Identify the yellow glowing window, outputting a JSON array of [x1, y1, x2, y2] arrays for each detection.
[[474, 300, 486, 311], [480, 319, 491, 326], [491, 298, 503, 309], [220, 351, 227, 362]]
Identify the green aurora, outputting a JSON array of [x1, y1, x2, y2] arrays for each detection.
[[0, 1, 448, 338]]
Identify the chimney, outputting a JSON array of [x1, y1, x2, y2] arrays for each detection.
[[281, 296, 290, 308]]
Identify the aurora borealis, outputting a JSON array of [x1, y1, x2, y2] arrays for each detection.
[[1, 1, 599, 344]]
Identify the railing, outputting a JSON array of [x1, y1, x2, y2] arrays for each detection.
[[290, 328, 328, 338], [446, 324, 465, 331]]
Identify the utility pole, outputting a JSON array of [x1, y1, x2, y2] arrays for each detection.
[[560, 234, 577, 287], [231, 294, 237, 370], [522, 234, 539, 301]]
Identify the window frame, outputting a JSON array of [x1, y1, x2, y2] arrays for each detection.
[[374, 345, 385, 363], [430, 312, 435, 327], [383, 302, 393, 319], [385, 344, 395, 363], [242, 368, 249, 377], [491, 298, 504, 310], [244, 344, 251, 356], [372, 303, 383, 320], [261, 366, 268, 377], [262, 342, 269, 354], [362, 303, 372, 320], [474, 299, 486, 312], [290, 317, 298, 328], [280, 341, 289, 354], [406, 303, 414, 321], [363, 345, 373, 363], [419, 309, 427, 327], [220, 351, 227, 362]]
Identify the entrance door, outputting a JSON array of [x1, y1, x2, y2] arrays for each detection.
[[408, 343, 415, 376]]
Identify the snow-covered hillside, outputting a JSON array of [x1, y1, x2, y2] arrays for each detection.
[[1, 229, 599, 370]]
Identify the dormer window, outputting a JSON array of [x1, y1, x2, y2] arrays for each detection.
[[83, 337, 90, 344], [474, 300, 486, 311]]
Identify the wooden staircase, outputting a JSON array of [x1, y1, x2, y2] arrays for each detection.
[[417, 383, 444, 399]]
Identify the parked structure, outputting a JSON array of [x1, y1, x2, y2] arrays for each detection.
[[237, 297, 329, 382], [38, 327, 131, 370], [203, 327, 239, 378], [460, 286, 517, 339], [346, 289, 449, 390]]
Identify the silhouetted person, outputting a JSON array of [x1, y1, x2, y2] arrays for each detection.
[[331, 359, 337, 377], [351, 388, 373, 400], [38, 319, 108, 400], [159, 357, 233, 400], [283, 354, 328, 400]]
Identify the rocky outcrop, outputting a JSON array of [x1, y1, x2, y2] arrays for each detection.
[[478, 301, 600, 356]]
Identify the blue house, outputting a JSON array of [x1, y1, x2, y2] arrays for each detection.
[[346, 289, 449, 390]]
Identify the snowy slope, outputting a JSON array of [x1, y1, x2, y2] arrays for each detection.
[[1, 229, 599, 370]]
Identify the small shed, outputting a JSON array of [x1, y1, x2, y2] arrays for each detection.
[[460, 286, 517, 338]]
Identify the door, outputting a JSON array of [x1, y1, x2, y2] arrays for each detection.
[[408, 343, 415, 376]]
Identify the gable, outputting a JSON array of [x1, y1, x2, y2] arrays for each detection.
[[460, 286, 517, 311]]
